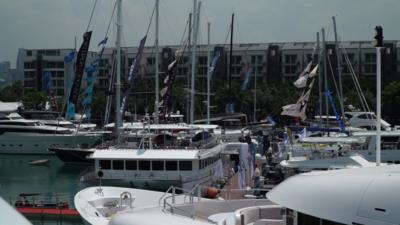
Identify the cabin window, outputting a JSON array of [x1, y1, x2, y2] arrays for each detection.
[[297, 212, 320, 225], [139, 160, 150, 170], [152, 161, 164, 171], [113, 160, 124, 170], [179, 161, 192, 171], [165, 161, 177, 171], [125, 160, 137, 170], [99, 160, 111, 170], [321, 219, 346, 225]]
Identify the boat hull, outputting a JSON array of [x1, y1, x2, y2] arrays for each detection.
[[49, 147, 94, 164], [0, 133, 101, 154]]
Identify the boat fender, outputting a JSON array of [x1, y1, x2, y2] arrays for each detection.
[[206, 187, 219, 199]]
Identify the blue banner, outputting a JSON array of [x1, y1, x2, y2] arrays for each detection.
[[42, 71, 52, 92], [208, 52, 220, 80], [120, 35, 147, 116], [241, 67, 253, 91]]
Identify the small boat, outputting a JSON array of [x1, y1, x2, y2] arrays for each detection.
[[28, 159, 49, 166], [15, 193, 79, 217]]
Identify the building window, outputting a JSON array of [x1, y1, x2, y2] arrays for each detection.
[[99, 160, 111, 170], [232, 56, 242, 64], [139, 160, 150, 170], [285, 54, 297, 64], [365, 53, 376, 63], [179, 161, 192, 171], [113, 160, 124, 170], [165, 161, 177, 171], [285, 65, 297, 74], [198, 56, 207, 65], [152, 161, 164, 171], [125, 160, 137, 170], [27, 51, 32, 56], [147, 57, 155, 65]]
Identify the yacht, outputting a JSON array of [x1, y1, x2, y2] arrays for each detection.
[[76, 165, 400, 225], [0, 112, 101, 154], [266, 165, 400, 225], [80, 131, 231, 190], [75, 185, 275, 225]]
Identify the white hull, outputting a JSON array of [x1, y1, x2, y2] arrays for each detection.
[[355, 149, 400, 164], [0, 133, 101, 154]]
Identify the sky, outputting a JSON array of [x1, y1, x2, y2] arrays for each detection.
[[1, 0, 399, 67]]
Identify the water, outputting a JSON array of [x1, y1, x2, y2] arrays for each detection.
[[0, 154, 91, 225]]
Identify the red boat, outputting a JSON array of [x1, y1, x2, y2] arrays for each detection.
[[14, 193, 79, 217]]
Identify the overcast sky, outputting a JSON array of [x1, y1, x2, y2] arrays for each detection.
[[1, 0, 399, 67]]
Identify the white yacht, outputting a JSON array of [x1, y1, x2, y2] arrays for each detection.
[[267, 165, 400, 225], [76, 165, 400, 225], [75, 185, 275, 225], [0, 112, 101, 154], [80, 131, 236, 190]]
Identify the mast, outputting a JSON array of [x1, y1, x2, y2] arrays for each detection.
[[375, 26, 383, 166], [321, 28, 329, 132], [228, 13, 234, 108], [155, 0, 159, 124], [115, 0, 122, 143], [253, 64, 257, 122], [206, 22, 211, 124], [332, 16, 345, 124], [317, 32, 322, 126], [190, 0, 201, 124], [186, 13, 192, 123]]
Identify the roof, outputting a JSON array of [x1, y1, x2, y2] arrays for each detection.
[[267, 165, 400, 224], [300, 136, 364, 144], [0, 101, 23, 113], [89, 146, 222, 160]]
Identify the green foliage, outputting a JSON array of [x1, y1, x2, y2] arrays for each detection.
[[0, 81, 23, 102]]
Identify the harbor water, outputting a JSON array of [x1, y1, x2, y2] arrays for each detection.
[[0, 154, 91, 225]]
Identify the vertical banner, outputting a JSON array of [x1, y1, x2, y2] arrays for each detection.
[[120, 35, 147, 117], [69, 31, 92, 104]]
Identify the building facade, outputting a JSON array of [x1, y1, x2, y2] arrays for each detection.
[[17, 40, 400, 98]]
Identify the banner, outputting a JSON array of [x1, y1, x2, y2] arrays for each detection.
[[241, 66, 253, 91], [120, 35, 147, 117], [69, 31, 92, 104]]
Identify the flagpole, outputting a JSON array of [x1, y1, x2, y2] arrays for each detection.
[[186, 13, 192, 124], [207, 22, 211, 124]]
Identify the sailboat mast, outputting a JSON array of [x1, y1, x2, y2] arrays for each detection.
[[228, 13, 234, 106], [321, 28, 329, 132], [115, 0, 122, 142], [375, 26, 383, 166], [190, 0, 201, 124], [206, 22, 211, 124], [186, 13, 192, 123], [155, 0, 159, 124], [332, 16, 345, 124], [316, 32, 322, 127]]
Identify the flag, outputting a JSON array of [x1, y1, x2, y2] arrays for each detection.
[[64, 51, 75, 63], [120, 35, 147, 117], [309, 65, 319, 78], [241, 66, 253, 91], [293, 75, 308, 88], [208, 52, 220, 79], [98, 37, 108, 46], [287, 127, 293, 145], [299, 127, 307, 141], [283, 132, 289, 145], [42, 71, 52, 92], [282, 79, 315, 120], [69, 31, 92, 104], [294, 61, 312, 88]]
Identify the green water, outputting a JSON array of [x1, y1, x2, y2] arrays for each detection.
[[0, 155, 91, 225]]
